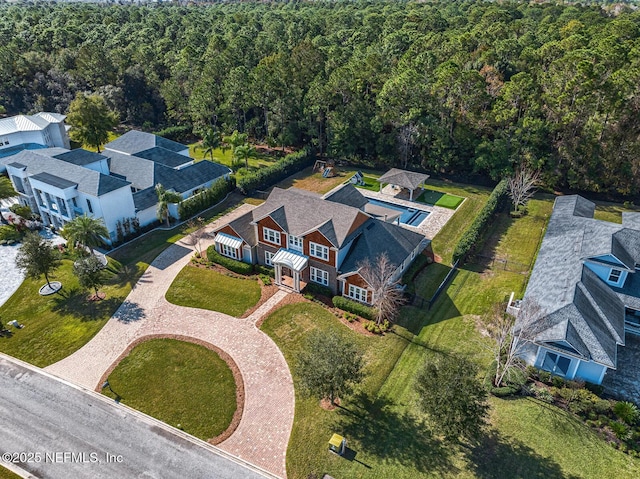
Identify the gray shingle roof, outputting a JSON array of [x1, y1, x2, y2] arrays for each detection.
[[104, 130, 187, 155], [520, 195, 635, 369], [1, 150, 130, 196], [250, 188, 369, 247], [135, 147, 192, 168], [54, 149, 106, 167], [132, 187, 157, 211], [339, 219, 425, 274], [154, 161, 229, 194], [227, 211, 257, 245], [377, 168, 430, 190], [104, 150, 156, 190], [30, 172, 76, 189], [323, 183, 368, 209]]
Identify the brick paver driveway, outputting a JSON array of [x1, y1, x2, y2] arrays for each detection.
[[45, 205, 294, 478]]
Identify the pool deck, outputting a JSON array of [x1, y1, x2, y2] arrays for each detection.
[[357, 187, 459, 240]]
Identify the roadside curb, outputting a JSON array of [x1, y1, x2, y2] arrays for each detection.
[[0, 352, 281, 479]]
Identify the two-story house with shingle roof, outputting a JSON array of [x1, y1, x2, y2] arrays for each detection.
[[212, 184, 428, 302], [516, 195, 640, 385], [1, 131, 230, 243]]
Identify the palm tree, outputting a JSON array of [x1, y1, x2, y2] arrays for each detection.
[[61, 215, 109, 255], [198, 127, 221, 161], [155, 184, 182, 227], [0, 177, 17, 225], [234, 143, 256, 171]]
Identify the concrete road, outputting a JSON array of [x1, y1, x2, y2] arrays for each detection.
[[0, 355, 272, 479]]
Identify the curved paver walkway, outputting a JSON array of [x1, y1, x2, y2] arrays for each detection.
[[45, 204, 294, 479]]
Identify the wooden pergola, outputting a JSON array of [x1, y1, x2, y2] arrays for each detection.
[[376, 168, 430, 201]]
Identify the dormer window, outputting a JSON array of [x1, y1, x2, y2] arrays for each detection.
[[608, 269, 622, 284]]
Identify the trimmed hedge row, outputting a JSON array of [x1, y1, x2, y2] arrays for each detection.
[[206, 246, 253, 275], [237, 148, 314, 194], [303, 282, 333, 297], [332, 296, 376, 321], [178, 177, 235, 220], [452, 178, 509, 262]]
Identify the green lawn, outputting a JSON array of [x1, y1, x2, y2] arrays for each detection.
[[354, 175, 383, 192], [101, 338, 236, 441], [417, 189, 465, 209], [428, 180, 493, 264], [593, 200, 640, 224], [0, 466, 21, 479], [0, 258, 132, 367], [165, 266, 261, 317], [263, 193, 640, 478]]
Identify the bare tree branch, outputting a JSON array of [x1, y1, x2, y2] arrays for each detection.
[[508, 167, 540, 212], [357, 253, 405, 325]]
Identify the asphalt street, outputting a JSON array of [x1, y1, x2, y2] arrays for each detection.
[[0, 355, 271, 479]]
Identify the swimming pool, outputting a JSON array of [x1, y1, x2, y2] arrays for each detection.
[[367, 199, 430, 227]]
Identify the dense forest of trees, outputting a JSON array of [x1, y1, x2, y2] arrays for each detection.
[[2, 1, 640, 194]]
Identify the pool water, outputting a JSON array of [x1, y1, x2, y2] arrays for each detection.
[[367, 199, 430, 226]]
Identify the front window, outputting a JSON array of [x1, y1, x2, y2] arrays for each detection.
[[608, 269, 622, 284], [310, 267, 329, 286], [347, 284, 368, 303], [288, 235, 303, 252], [309, 242, 329, 261], [542, 351, 571, 376], [263, 227, 280, 245], [220, 243, 238, 259], [265, 250, 274, 266]]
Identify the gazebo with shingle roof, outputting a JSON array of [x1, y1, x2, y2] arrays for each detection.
[[376, 168, 430, 201]]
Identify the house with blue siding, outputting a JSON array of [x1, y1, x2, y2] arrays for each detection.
[[515, 195, 640, 385]]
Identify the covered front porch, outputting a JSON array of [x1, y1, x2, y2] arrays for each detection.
[[272, 248, 309, 293]]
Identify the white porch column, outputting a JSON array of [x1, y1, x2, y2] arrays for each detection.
[[409, 189, 414, 201], [294, 271, 300, 292], [275, 264, 282, 285]]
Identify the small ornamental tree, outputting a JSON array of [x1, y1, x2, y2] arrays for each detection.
[[73, 254, 107, 300], [415, 355, 489, 442], [357, 253, 405, 326], [297, 331, 364, 406], [508, 166, 540, 213], [15, 231, 61, 290], [66, 93, 118, 152]]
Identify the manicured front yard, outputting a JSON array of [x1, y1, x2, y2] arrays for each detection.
[[165, 266, 261, 317], [263, 192, 640, 478], [0, 258, 130, 368], [101, 338, 236, 441]]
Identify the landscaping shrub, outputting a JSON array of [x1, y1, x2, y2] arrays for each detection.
[[530, 384, 554, 403], [538, 370, 551, 384], [0, 225, 21, 242], [452, 178, 508, 262], [614, 401, 640, 425], [332, 296, 375, 321], [255, 265, 275, 278], [259, 274, 272, 286], [303, 282, 333, 298], [206, 246, 253, 275], [610, 421, 631, 441], [179, 177, 235, 220], [237, 148, 314, 194], [155, 125, 193, 143], [9, 204, 34, 219]]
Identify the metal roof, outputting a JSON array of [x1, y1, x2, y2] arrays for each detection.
[[272, 248, 309, 272], [30, 172, 77, 190], [0, 112, 64, 136], [214, 232, 243, 249]]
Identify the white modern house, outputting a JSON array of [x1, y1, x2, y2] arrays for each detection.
[[1, 131, 231, 244], [0, 113, 70, 171]]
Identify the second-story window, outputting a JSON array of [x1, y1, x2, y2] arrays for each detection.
[[288, 235, 303, 252], [263, 227, 280, 245], [309, 242, 329, 261]]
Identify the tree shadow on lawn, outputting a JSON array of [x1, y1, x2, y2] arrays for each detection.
[[109, 263, 147, 289], [51, 288, 124, 322], [335, 392, 456, 475], [465, 429, 581, 479]]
